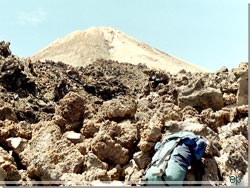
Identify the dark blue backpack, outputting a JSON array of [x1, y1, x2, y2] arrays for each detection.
[[141, 131, 207, 186]]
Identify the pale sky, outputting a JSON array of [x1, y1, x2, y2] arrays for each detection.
[[0, 0, 247, 72]]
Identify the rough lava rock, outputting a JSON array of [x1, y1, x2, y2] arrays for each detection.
[[0, 147, 21, 180], [53, 92, 86, 132], [19, 121, 84, 181], [237, 71, 248, 105], [0, 41, 248, 186], [178, 87, 224, 112]]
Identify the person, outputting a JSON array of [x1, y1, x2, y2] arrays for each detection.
[[141, 131, 207, 186]]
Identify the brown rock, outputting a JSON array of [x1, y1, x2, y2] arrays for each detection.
[[107, 165, 122, 180], [181, 121, 207, 136], [0, 120, 32, 140], [0, 106, 17, 121], [178, 87, 224, 111], [0, 147, 21, 180], [202, 158, 221, 183], [54, 92, 86, 131], [133, 151, 152, 169], [143, 127, 162, 142], [82, 152, 109, 181], [0, 127, 8, 143], [180, 106, 199, 120], [102, 96, 137, 119], [232, 62, 248, 78], [0, 41, 11, 57], [163, 120, 183, 133], [115, 120, 138, 149], [137, 140, 155, 152], [215, 134, 248, 183], [0, 166, 7, 181], [237, 71, 248, 105], [81, 119, 100, 138], [59, 173, 87, 186], [223, 93, 236, 106], [236, 105, 248, 115], [76, 139, 91, 156], [91, 121, 129, 165], [216, 66, 228, 73], [20, 121, 84, 181], [122, 159, 144, 184]]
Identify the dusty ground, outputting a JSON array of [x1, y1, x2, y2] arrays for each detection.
[[0, 41, 248, 186], [31, 27, 207, 73]]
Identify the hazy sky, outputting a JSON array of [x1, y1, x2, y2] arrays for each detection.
[[0, 0, 247, 72]]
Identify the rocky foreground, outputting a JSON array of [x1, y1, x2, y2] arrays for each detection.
[[0, 41, 248, 186]]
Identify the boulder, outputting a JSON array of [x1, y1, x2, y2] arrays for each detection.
[[91, 121, 130, 165], [133, 151, 152, 169], [81, 119, 100, 138], [146, 126, 162, 142], [202, 158, 221, 183], [0, 127, 8, 143], [181, 121, 207, 136], [53, 92, 86, 131], [107, 165, 122, 180], [0, 57, 37, 97], [0, 147, 21, 180], [180, 106, 199, 120], [0, 106, 17, 121], [20, 121, 84, 181], [82, 152, 109, 181], [237, 71, 248, 105], [216, 66, 228, 74], [101, 96, 137, 119], [0, 120, 32, 141], [0, 166, 7, 181], [232, 62, 248, 79], [223, 93, 236, 106], [137, 140, 155, 152], [215, 131, 248, 185], [178, 87, 224, 111], [0, 41, 11, 57], [115, 120, 138, 149], [122, 159, 144, 185]]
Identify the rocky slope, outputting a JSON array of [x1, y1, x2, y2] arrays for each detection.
[[31, 27, 207, 73], [0, 41, 248, 186]]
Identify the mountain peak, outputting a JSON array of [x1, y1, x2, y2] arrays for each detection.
[[31, 27, 207, 73]]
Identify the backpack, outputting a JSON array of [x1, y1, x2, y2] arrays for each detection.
[[140, 131, 207, 186]]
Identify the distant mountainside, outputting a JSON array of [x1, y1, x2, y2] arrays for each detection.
[[31, 27, 207, 73]]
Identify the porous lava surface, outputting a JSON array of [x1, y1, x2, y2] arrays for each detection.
[[0, 41, 248, 186]]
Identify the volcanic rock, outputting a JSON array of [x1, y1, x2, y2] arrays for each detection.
[[101, 96, 137, 119], [0, 41, 11, 58], [0, 147, 21, 180], [19, 121, 84, 181], [237, 71, 248, 105], [0, 40, 248, 186], [53, 92, 86, 132], [178, 87, 224, 112], [90, 121, 130, 165]]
